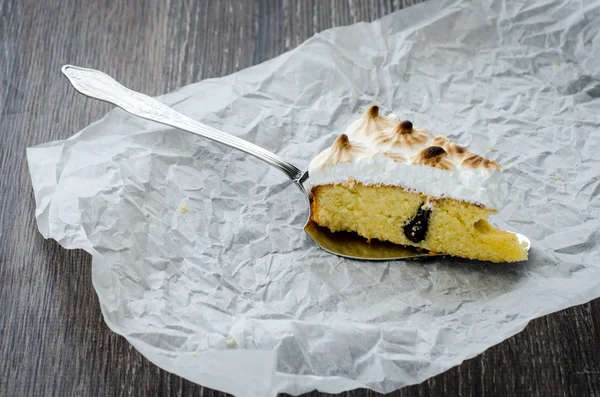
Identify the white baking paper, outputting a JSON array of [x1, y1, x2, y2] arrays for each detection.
[[28, 0, 600, 395]]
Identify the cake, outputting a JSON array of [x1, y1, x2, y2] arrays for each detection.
[[308, 106, 528, 263]]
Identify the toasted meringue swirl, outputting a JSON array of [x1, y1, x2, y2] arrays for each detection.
[[310, 134, 374, 169]]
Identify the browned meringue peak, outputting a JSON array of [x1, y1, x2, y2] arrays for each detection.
[[346, 105, 399, 139], [431, 135, 466, 156], [371, 120, 432, 151], [431, 135, 500, 170], [383, 152, 407, 163], [461, 153, 500, 170], [411, 146, 455, 170], [312, 134, 374, 170]]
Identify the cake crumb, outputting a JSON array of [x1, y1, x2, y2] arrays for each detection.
[[421, 197, 435, 210], [179, 205, 188, 213], [556, 61, 561, 66], [226, 337, 237, 348], [554, 173, 561, 180], [357, 109, 362, 114], [587, 39, 593, 45], [343, 179, 356, 189], [488, 145, 495, 151]]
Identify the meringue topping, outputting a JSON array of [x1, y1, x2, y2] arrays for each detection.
[[371, 122, 432, 152], [308, 106, 509, 209], [383, 152, 407, 163], [398, 120, 413, 132], [431, 135, 499, 170], [311, 134, 373, 170], [345, 105, 399, 139], [461, 153, 500, 170], [411, 146, 455, 170]]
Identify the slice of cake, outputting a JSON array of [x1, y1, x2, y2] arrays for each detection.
[[308, 106, 528, 263]]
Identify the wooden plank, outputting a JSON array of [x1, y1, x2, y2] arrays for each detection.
[[1, 0, 599, 396]]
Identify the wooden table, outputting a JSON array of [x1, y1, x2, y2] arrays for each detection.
[[1, 1, 599, 396]]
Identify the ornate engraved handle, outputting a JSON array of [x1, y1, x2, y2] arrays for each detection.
[[61, 65, 303, 181]]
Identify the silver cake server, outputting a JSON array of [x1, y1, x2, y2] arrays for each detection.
[[61, 65, 530, 261]]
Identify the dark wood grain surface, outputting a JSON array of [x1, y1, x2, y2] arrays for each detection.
[[1, 1, 599, 396]]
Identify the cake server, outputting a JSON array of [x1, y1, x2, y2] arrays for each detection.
[[61, 65, 530, 261]]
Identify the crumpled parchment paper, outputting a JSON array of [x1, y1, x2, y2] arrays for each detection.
[[27, 0, 600, 395]]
